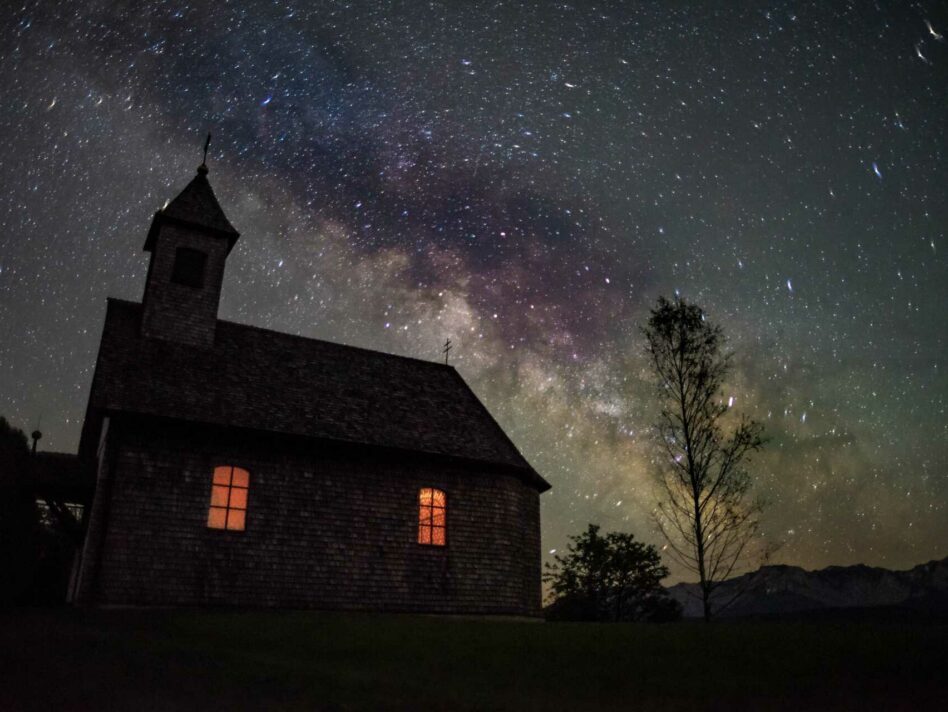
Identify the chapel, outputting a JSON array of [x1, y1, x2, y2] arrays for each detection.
[[70, 155, 550, 616]]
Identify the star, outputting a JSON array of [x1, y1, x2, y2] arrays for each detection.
[[0, 0, 944, 580]]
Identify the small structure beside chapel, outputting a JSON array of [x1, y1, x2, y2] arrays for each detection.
[[71, 155, 550, 615]]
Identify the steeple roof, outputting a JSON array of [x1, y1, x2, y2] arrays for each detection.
[[144, 166, 240, 253]]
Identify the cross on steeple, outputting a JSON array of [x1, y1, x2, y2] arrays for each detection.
[[442, 338, 452, 365], [199, 133, 211, 174]]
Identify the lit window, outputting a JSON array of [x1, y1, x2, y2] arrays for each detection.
[[207, 466, 249, 531], [418, 487, 446, 546]]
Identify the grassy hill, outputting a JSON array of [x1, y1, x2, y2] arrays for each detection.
[[1, 609, 944, 710]]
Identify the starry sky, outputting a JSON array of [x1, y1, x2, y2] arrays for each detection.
[[1, 1, 945, 579]]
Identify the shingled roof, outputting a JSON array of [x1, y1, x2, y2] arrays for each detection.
[[144, 169, 240, 253], [82, 299, 549, 491]]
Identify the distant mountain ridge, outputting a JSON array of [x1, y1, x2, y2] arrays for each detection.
[[666, 556, 948, 618]]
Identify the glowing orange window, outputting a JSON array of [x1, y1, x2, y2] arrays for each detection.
[[418, 487, 446, 546], [207, 466, 249, 531]]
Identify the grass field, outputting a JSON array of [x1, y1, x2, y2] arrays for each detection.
[[1, 609, 945, 711]]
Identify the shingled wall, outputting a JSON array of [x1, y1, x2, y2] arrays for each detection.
[[140, 225, 229, 348], [76, 418, 542, 616]]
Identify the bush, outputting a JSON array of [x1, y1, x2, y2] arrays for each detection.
[[544, 524, 681, 622]]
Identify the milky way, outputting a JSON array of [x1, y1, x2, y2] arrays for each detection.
[[1, 1, 945, 578]]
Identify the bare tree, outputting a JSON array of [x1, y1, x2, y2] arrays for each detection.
[[643, 296, 767, 621]]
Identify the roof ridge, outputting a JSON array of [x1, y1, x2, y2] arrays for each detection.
[[106, 297, 455, 370]]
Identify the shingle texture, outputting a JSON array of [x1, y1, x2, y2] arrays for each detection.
[[85, 299, 549, 491], [74, 420, 543, 615]]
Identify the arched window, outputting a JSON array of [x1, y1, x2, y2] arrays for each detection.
[[207, 466, 249, 531], [418, 487, 446, 546]]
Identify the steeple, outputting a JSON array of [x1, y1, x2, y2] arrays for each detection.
[[140, 139, 240, 348], [143, 139, 239, 254]]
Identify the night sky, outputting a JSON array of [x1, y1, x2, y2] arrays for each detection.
[[1, 1, 945, 579]]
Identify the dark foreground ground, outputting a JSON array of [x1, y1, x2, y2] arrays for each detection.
[[1, 609, 945, 711]]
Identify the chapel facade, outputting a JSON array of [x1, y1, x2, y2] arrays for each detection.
[[71, 160, 550, 615]]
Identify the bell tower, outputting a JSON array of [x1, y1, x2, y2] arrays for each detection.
[[140, 140, 239, 348]]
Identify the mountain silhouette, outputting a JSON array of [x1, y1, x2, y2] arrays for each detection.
[[666, 556, 948, 619]]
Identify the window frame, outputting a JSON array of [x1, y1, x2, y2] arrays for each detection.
[[417, 487, 447, 547], [206, 465, 250, 532]]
